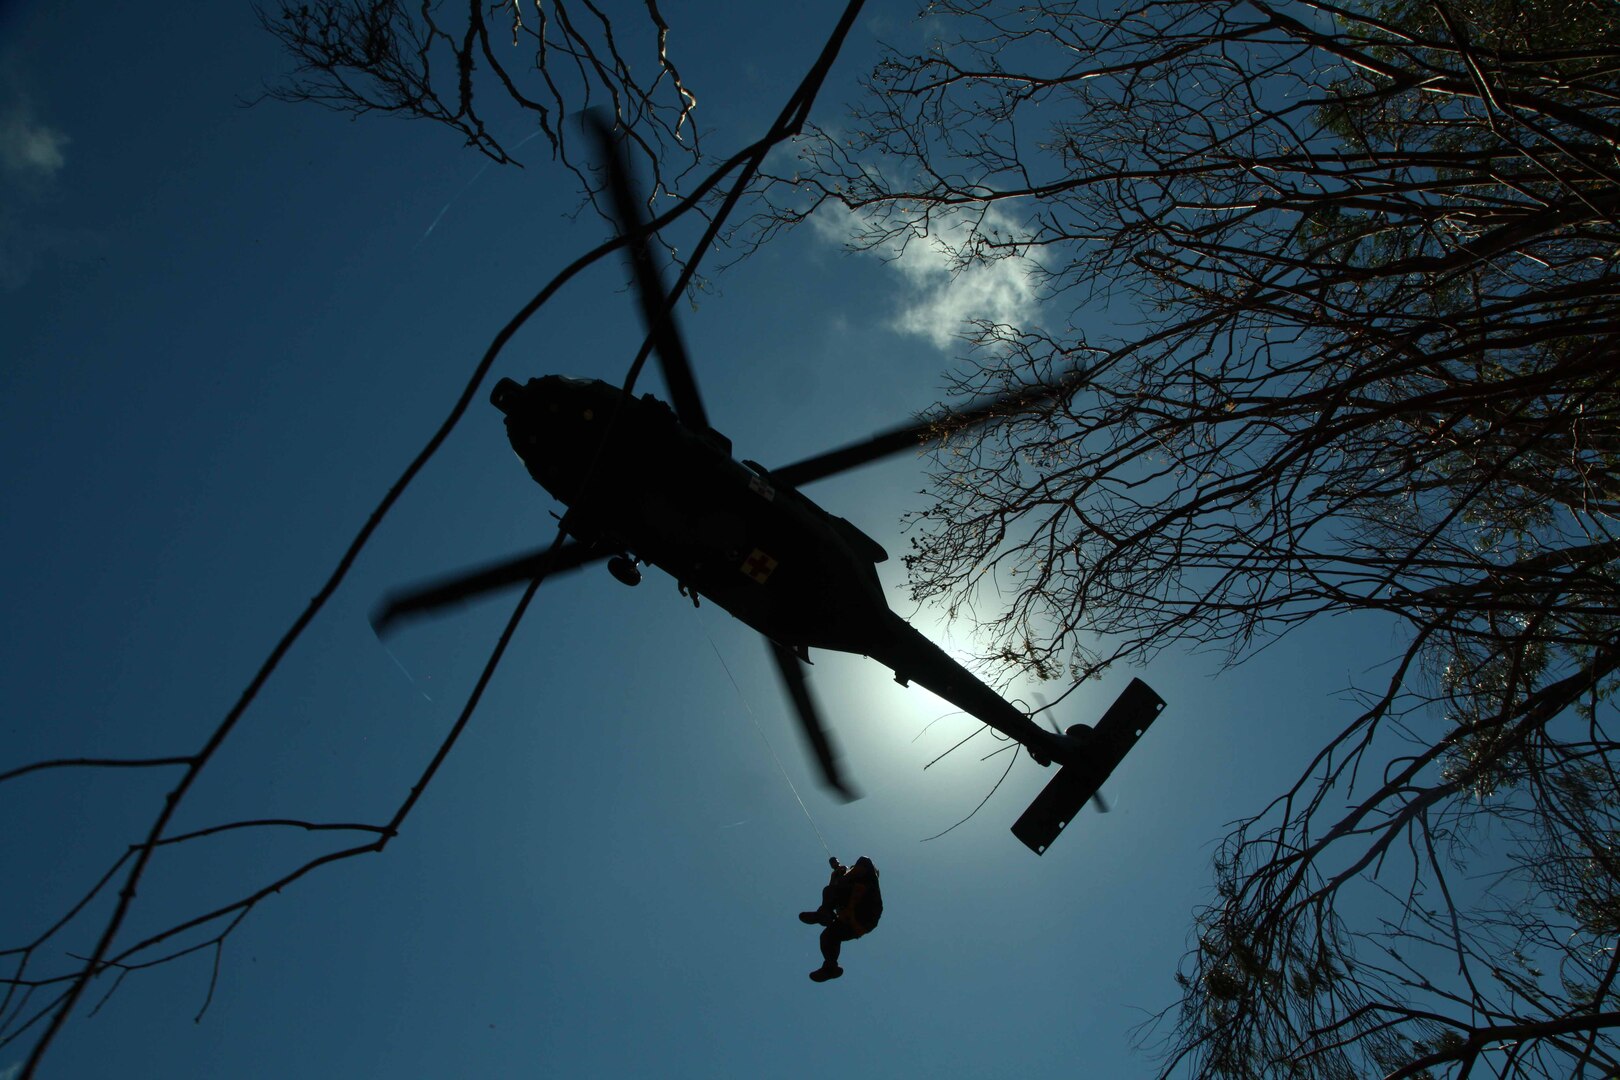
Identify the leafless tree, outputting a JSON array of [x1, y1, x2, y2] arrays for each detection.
[[0, 3, 868, 1074], [253, 0, 703, 205], [743, 0, 1620, 1075], [12, 1, 1619, 1075]]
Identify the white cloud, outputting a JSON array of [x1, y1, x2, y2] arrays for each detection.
[[812, 202, 1041, 351], [0, 97, 68, 180], [889, 236, 1041, 349], [0, 76, 74, 288]]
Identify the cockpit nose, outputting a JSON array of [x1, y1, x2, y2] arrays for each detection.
[[490, 377, 524, 415]]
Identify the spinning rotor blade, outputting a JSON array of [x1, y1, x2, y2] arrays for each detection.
[[371, 540, 608, 636], [767, 641, 858, 802], [1032, 692, 1107, 814], [769, 382, 1065, 489], [586, 112, 710, 431]]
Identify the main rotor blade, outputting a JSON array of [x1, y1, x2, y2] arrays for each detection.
[[586, 112, 710, 431], [767, 640, 858, 802], [768, 383, 1062, 488], [371, 540, 608, 636]]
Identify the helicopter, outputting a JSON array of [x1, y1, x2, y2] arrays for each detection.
[[373, 119, 1165, 855]]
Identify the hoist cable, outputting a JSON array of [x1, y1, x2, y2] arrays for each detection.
[[700, 618, 833, 860]]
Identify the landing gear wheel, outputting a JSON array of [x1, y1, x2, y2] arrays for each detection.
[[607, 555, 642, 587]]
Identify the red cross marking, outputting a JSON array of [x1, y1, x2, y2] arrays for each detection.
[[740, 548, 779, 583]]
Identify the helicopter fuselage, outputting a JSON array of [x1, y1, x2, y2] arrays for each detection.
[[492, 374, 1075, 765]]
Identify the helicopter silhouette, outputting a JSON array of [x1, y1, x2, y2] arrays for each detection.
[[373, 118, 1165, 855]]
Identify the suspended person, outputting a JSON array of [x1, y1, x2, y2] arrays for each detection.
[[798, 856, 881, 982]]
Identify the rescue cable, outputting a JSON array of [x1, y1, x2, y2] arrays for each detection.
[[701, 616, 834, 861]]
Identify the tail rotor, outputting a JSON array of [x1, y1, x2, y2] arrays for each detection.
[[1030, 692, 1108, 814]]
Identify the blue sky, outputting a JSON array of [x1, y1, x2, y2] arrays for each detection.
[[0, 3, 1402, 1076]]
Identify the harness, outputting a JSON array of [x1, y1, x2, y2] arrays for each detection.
[[836, 877, 883, 936]]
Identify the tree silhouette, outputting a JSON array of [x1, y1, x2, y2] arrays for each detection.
[[9, 1, 1619, 1076], [743, 0, 1620, 1074], [0, 3, 868, 1074], [253, 0, 701, 202]]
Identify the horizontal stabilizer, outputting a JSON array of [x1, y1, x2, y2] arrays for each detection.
[[1011, 678, 1165, 855]]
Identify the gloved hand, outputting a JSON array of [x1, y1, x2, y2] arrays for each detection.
[[828, 856, 841, 870]]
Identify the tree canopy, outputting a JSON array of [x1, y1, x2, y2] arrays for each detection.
[[752, 1, 1619, 1074]]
